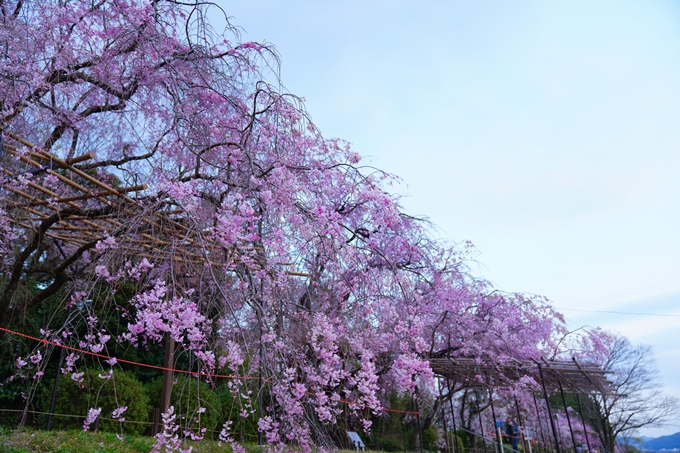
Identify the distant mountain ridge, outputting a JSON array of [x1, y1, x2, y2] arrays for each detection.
[[642, 432, 680, 451]]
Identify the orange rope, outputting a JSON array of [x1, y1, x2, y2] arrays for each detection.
[[0, 327, 419, 415]]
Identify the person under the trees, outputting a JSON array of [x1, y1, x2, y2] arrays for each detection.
[[505, 419, 520, 453]]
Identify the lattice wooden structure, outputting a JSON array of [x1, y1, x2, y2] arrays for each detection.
[[429, 357, 610, 394], [0, 131, 309, 276], [1, 131, 155, 254]]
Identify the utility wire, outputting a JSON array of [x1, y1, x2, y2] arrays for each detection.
[[557, 308, 680, 318]]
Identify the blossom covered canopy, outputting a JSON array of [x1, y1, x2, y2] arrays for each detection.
[[0, 1, 572, 449]]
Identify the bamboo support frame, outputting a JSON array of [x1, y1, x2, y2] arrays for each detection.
[[2, 133, 311, 278]]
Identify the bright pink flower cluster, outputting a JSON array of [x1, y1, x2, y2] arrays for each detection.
[[0, 1, 614, 451]]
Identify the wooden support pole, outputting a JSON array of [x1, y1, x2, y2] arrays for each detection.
[[414, 388, 425, 453], [446, 379, 459, 453], [478, 390, 489, 453], [23, 184, 146, 207], [160, 335, 175, 421], [558, 379, 579, 453], [515, 397, 529, 453], [575, 394, 592, 453], [536, 362, 561, 453], [532, 392, 549, 453], [47, 304, 73, 431], [488, 387, 504, 453], [438, 378, 452, 453]]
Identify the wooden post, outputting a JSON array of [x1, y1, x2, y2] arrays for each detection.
[[558, 380, 579, 453], [536, 363, 561, 453], [414, 389, 425, 453], [258, 341, 263, 445], [446, 379, 459, 453], [152, 407, 161, 435], [488, 388, 503, 453], [478, 390, 489, 453], [46, 344, 66, 430], [532, 393, 549, 453], [515, 397, 528, 453], [438, 378, 452, 453], [47, 250, 73, 431], [160, 334, 175, 421], [575, 394, 592, 453]]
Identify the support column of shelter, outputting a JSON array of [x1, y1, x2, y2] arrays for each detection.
[[532, 393, 549, 453], [558, 379, 579, 453], [47, 243, 74, 430], [575, 394, 592, 453], [160, 335, 175, 421], [47, 303, 72, 430], [515, 397, 531, 453], [536, 362, 561, 453], [488, 387, 504, 453], [571, 359, 596, 453], [447, 379, 459, 453], [414, 389, 425, 453], [439, 378, 452, 453], [46, 344, 66, 430], [477, 390, 489, 453], [258, 330, 263, 445]]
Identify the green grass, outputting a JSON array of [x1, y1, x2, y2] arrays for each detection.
[[0, 428, 380, 453], [0, 428, 154, 453], [0, 427, 255, 453]]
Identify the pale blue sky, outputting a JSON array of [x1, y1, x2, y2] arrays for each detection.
[[219, 0, 680, 436]]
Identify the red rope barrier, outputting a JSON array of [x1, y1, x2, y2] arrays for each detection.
[[0, 326, 419, 415]]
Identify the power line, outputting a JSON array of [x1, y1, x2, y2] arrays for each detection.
[[557, 308, 680, 318]]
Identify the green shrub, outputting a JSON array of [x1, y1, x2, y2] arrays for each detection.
[[145, 374, 222, 436], [43, 368, 149, 435], [448, 432, 466, 453], [379, 437, 404, 452], [144, 374, 261, 441], [456, 430, 470, 449], [422, 426, 438, 448]]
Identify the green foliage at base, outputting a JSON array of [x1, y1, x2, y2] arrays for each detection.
[[377, 437, 404, 452], [144, 374, 221, 435], [0, 427, 266, 453], [40, 369, 149, 435], [144, 374, 259, 441], [0, 428, 154, 453], [422, 426, 438, 448], [444, 431, 465, 453], [0, 428, 356, 453], [365, 393, 414, 451]]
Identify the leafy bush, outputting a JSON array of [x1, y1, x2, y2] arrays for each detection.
[[145, 374, 261, 441], [422, 426, 438, 448], [379, 437, 405, 452], [43, 368, 149, 435], [145, 374, 222, 437], [448, 432, 466, 453]]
